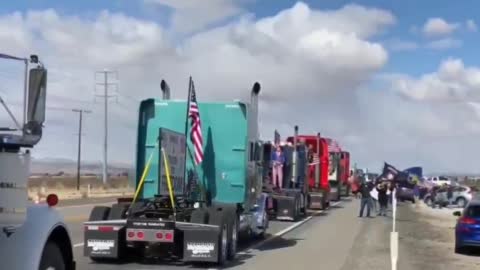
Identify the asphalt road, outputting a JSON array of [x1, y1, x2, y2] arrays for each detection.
[[60, 197, 477, 270], [59, 197, 336, 270]]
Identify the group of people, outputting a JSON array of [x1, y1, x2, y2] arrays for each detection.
[[427, 183, 455, 208], [269, 140, 316, 190], [355, 177, 396, 218]]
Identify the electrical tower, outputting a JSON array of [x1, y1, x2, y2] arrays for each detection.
[[72, 109, 92, 190], [95, 70, 118, 185]]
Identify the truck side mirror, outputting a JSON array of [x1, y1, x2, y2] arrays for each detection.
[[27, 67, 47, 125]]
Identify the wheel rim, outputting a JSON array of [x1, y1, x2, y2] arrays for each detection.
[[46, 267, 55, 270], [232, 218, 237, 255], [264, 210, 269, 228], [458, 198, 466, 208], [221, 224, 228, 260]]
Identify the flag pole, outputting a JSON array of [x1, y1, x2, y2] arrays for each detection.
[[184, 77, 206, 205]]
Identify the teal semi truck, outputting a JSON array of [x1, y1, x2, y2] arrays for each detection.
[[83, 80, 269, 266]]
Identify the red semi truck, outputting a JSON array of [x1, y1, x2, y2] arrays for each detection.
[[287, 134, 331, 210], [339, 151, 351, 197]]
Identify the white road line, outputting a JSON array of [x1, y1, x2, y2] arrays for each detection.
[[242, 201, 341, 253], [73, 200, 343, 250]]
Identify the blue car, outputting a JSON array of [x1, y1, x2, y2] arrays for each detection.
[[454, 199, 480, 253]]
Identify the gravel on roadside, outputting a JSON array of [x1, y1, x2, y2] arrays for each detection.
[[397, 201, 480, 270]]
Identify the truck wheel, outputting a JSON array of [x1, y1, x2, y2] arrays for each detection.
[[257, 208, 269, 239], [208, 209, 228, 266], [227, 211, 239, 261], [108, 203, 129, 220], [89, 206, 110, 221], [39, 242, 65, 270]]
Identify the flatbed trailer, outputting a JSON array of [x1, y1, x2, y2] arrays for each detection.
[[83, 79, 269, 266]]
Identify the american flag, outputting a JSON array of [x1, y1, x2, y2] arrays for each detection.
[[326, 138, 341, 152], [188, 78, 204, 165], [274, 130, 280, 146]]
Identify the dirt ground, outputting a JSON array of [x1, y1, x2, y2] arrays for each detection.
[[397, 201, 480, 270], [28, 176, 133, 201]]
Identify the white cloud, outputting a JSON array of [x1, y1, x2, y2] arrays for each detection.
[[391, 58, 480, 102], [0, 2, 394, 169], [6, 2, 480, 173], [425, 38, 462, 50], [423, 17, 459, 37], [466, 19, 477, 32], [144, 0, 246, 33]]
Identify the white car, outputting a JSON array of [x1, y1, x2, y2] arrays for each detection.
[[426, 176, 452, 186]]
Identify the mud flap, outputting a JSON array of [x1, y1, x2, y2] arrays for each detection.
[[308, 192, 325, 210], [181, 225, 221, 263], [273, 190, 301, 221], [84, 224, 126, 259]]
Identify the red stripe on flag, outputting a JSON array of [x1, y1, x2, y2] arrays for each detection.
[[188, 85, 204, 165]]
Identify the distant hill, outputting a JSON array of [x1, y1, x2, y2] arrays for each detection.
[[31, 157, 133, 175]]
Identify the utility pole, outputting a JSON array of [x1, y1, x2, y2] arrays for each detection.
[[72, 109, 92, 190], [95, 70, 118, 185]]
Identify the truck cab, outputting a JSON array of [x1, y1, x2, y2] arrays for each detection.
[[0, 54, 75, 270], [328, 151, 342, 201], [339, 151, 351, 196]]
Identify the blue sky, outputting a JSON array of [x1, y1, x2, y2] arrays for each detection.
[[0, 0, 478, 77]]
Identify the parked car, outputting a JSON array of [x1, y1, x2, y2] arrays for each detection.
[[424, 185, 473, 208], [426, 176, 451, 186], [454, 199, 480, 253], [396, 186, 415, 203]]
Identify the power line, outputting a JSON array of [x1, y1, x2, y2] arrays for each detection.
[[72, 109, 92, 190], [95, 70, 118, 185]]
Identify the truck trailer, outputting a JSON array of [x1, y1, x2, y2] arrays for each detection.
[[83, 79, 269, 266], [0, 54, 76, 270]]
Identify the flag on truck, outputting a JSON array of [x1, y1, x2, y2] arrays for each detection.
[[274, 130, 280, 146], [326, 138, 341, 152], [186, 77, 204, 165]]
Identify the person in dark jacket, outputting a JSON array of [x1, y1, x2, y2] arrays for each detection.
[[358, 180, 374, 217], [447, 184, 454, 206], [376, 181, 388, 216]]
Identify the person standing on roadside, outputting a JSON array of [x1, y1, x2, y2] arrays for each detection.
[[358, 180, 374, 218], [447, 184, 454, 207], [377, 181, 388, 216]]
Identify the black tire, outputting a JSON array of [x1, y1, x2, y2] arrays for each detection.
[[108, 203, 129, 220], [456, 197, 467, 208], [293, 195, 301, 221], [455, 242, 467, 254], [208, 209, 229, 266], [256, 208, 269, 239], [39, 242, 66, 270], [89, 206, 110, 221], [226, 210, 239, 261]]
